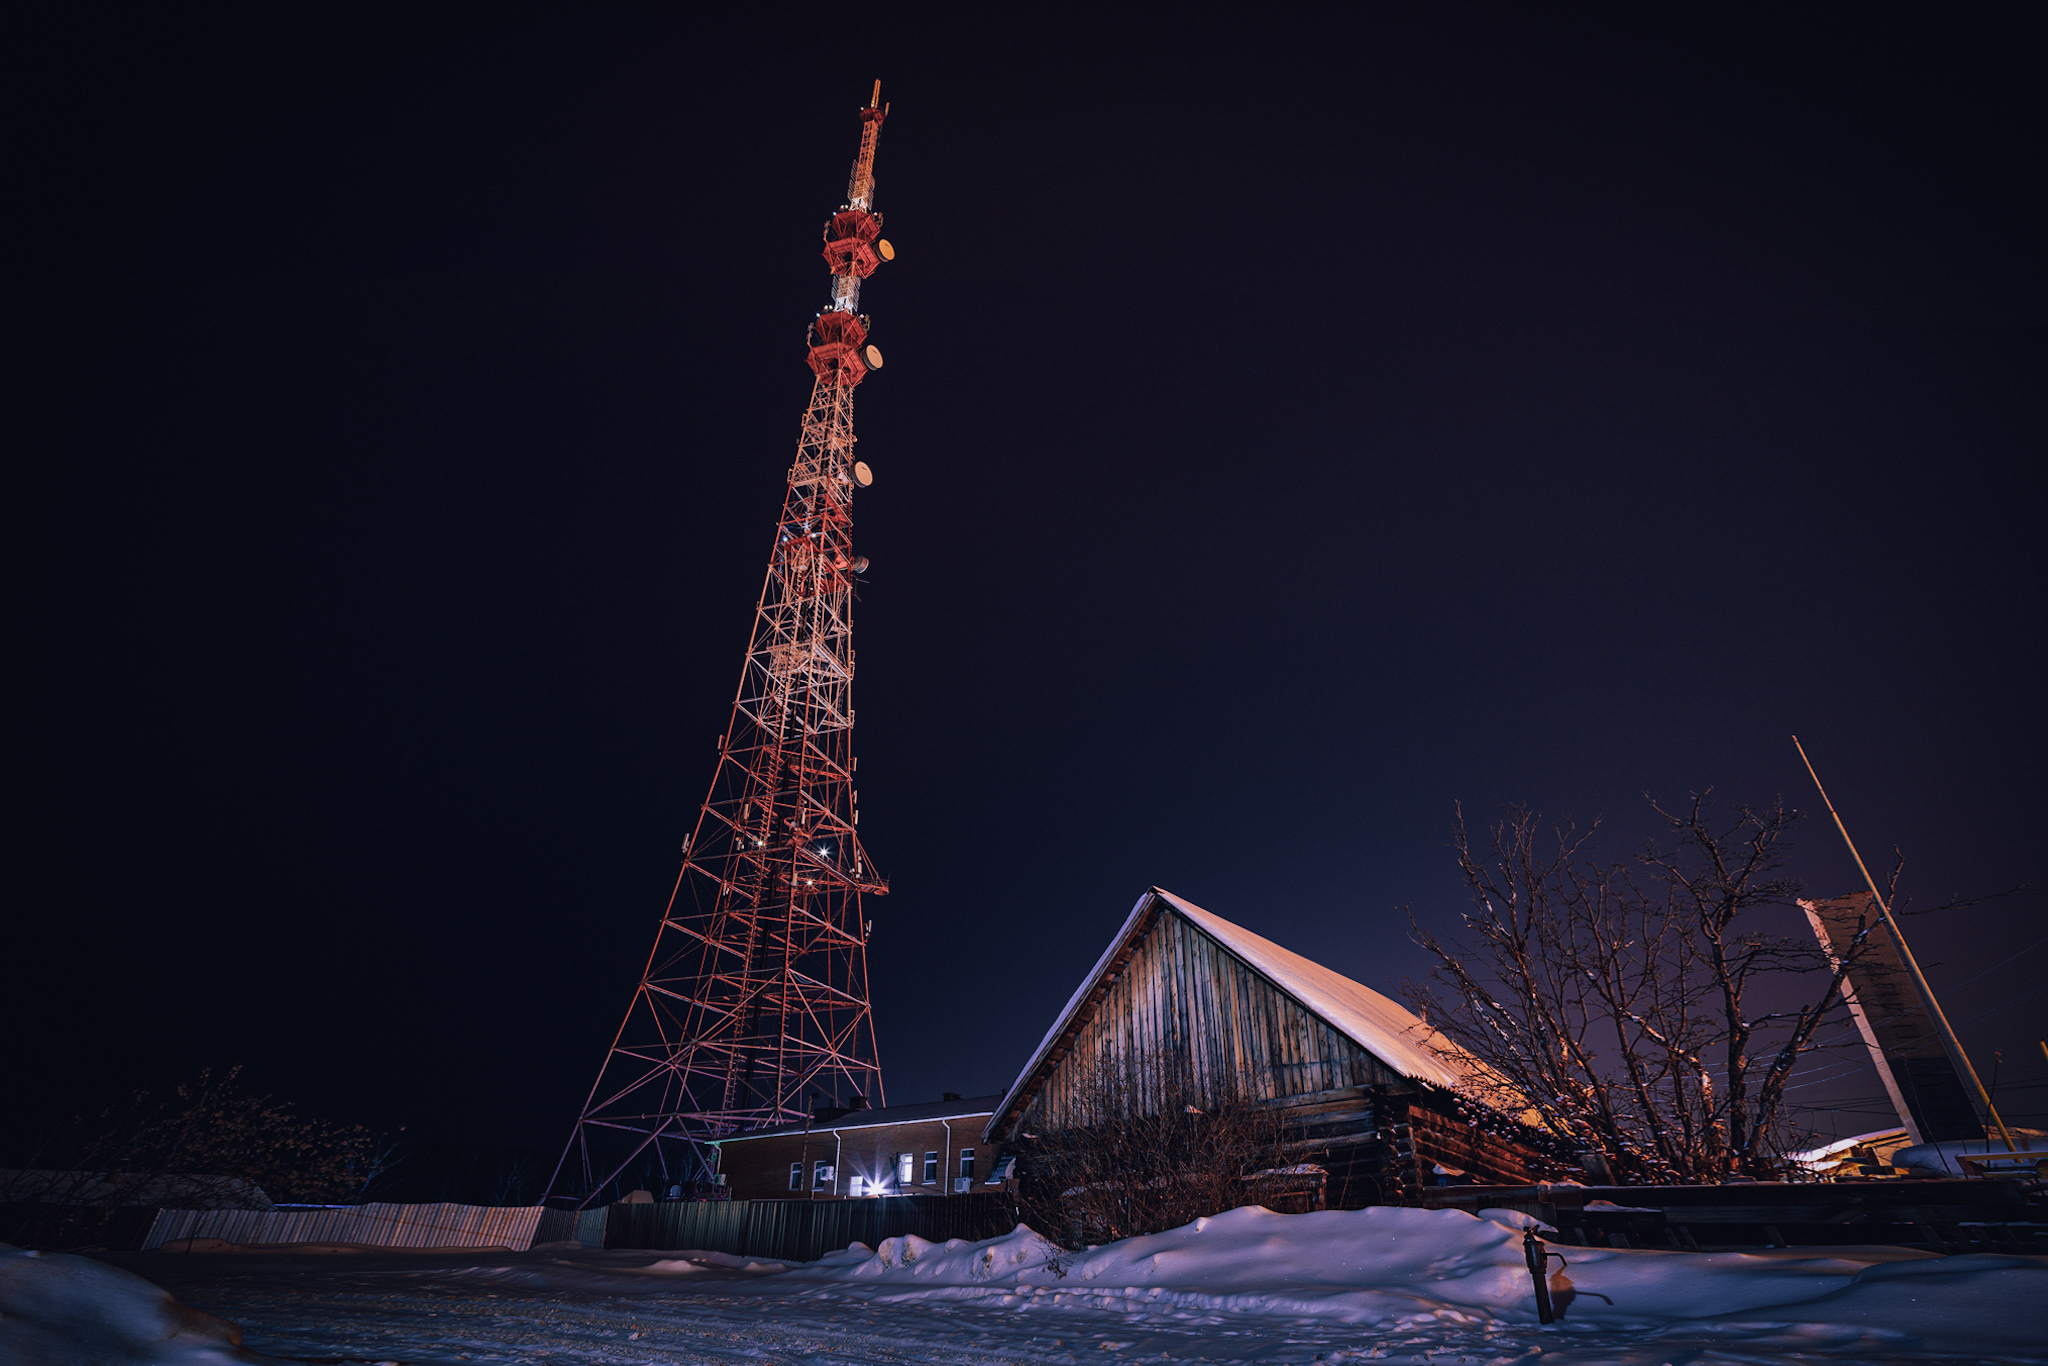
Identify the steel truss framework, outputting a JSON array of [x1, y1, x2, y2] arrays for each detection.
[[554, 84, 893, 1204]]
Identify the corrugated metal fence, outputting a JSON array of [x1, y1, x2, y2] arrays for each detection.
[[136, 1195, 1018, 1261], [533, 1205, 610, 1247], [605, 1194, 1021, 1262], [143, 1202, 545, 1251]]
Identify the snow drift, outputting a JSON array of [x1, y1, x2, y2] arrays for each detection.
[[0, 1242, 274, 1364], [786, 1203, 2048, 1353], [794, 1204, 1854, 1323]]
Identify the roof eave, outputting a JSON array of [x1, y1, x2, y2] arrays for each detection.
[[986, 887, 1530, 1142], [715, 1108, 998, 1144], [983, 888, 1171, 1143]]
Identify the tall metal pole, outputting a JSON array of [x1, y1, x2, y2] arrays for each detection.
[[1792, 736, 2018, 1150]]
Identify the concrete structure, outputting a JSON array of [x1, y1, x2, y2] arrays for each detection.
[[1799, 891, 1986, 1144]]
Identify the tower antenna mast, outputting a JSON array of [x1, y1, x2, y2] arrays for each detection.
[[553, 83, 898, 1202]]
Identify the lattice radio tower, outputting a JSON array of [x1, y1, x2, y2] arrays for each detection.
[[552, 82, 895, 1202]]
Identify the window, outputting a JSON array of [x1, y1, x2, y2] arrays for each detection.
[[848, 1176, 866, 1198], [958, 1148, 976, 1180], [789, 1162, 803, 1192], [896, 1151, 915, 1185], [813, 1161, 834, 1190], [922, 1151, 938, 1183]]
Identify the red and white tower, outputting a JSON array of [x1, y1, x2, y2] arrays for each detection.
[[553, 83, 894, 1201]]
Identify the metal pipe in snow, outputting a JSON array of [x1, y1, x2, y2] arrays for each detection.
[[1522, 1228, 1556, 1324]]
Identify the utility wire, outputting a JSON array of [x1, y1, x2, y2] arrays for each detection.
[[1805, 937, 2048, 1055], [1943, 934, 2048, 994], [1812, 983, 2048, 1060], [1953, 983, 2048, 1027]]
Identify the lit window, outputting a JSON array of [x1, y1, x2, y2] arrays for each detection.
[[813, 1161, 833, 1190], [848, 1176, 866, 1198], [789, 1162, 803, 1191], [958, 1148, 975, 1179], [922, 1151, 938, 1183], [895, 1151, 915, 1185]]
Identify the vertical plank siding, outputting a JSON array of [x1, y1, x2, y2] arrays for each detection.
[[1025, 911, 1400, 1129], [1012, 907, 1548, 1202]]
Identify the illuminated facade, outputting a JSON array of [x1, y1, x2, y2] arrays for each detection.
[[712, 1095, 1008, 1203]]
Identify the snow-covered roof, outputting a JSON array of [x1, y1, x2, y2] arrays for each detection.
[[1155, 890, 1485, 1093], [990, 888, 1508, 1138], [1786, 1128, 1911, 1166]]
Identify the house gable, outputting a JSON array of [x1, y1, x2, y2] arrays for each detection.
[[994, 890, 1419, 1139], [987, 890, 1552, 1192]]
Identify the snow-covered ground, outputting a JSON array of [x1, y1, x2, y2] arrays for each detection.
[[10, 1205, 2045, 1365]]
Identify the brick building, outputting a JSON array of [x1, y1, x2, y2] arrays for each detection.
[[711, 1095, 1010, 1202]]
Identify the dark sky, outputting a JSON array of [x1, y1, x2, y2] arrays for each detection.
[[16, 7, 2046, 1156]]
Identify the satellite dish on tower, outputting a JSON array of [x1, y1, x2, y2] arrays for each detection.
[[853, 461, 873, 486], [864, 344, 884, 369], [877, 239, 895, 261]]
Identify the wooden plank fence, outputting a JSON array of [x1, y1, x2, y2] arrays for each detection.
[[142, 1202, 545, 1251], [1416, 1179, 2048, 1252], [602, 1193, 1022, 1262]]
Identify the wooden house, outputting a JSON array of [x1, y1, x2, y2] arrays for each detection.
[[983, 888, 1555, 1205]]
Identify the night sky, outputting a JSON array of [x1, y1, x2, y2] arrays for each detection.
[[17, 8, 2046, 1159]]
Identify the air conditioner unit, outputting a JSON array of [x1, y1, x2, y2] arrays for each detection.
[[951, 1177, 970, 1193]]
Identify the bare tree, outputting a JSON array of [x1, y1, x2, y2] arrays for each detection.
[[1405, 796, 1872, 1183], [1015, 1047, 1296, 1248], [3, 1067, 392, 1212], [484, 1149, 551, 1206]]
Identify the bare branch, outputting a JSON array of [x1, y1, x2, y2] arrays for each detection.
[[1406, 795, 1853, 1183]]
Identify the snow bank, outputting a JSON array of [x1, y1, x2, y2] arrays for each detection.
[[0, 1243, 272, 1364], [645, 1249, 789, 1274], [1767, 1252, 2048, 1356], [791, 1203, 2048, 1345]]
